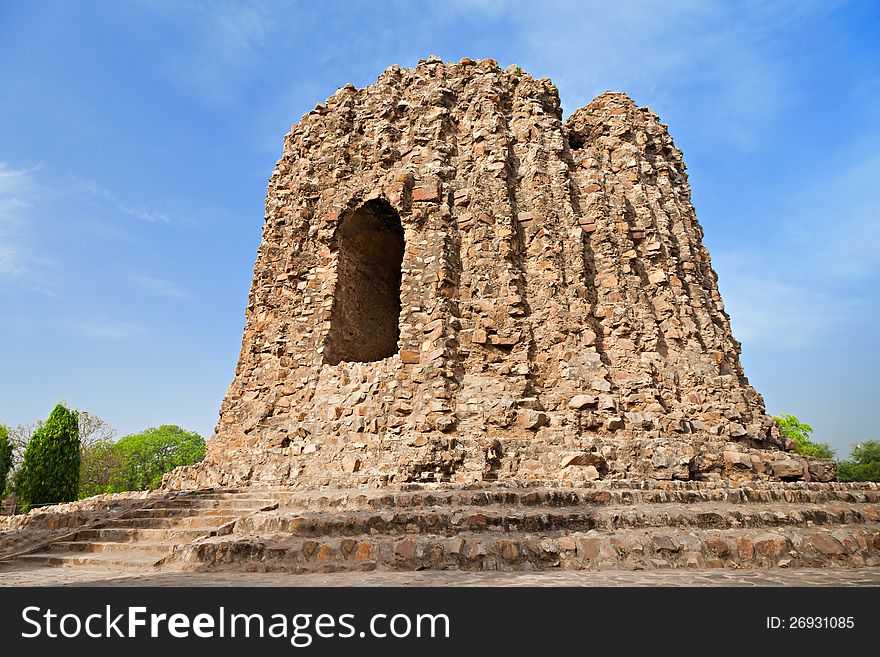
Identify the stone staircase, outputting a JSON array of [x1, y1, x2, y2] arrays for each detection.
[[4, 482, 879, 575], [166, 481, 880, 573], [4, 491, 277, 570]]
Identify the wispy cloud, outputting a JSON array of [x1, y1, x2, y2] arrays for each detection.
[[131, 275, 188, 299], [782, 149, 880, 281], [114, 201, 170, 224], [1, 161, 174, 298], [0, 162, 59, 295], [77, 320, 147, 340], [713, 250, 853, 349], [712, 142, 880, 350], [72, 178, 171, 223], [0, 162, 37, 278], [450, 0, 837, 148], [142, 0, 278, 104], [0, 243, 26, 277], [0, 162, 40, 199]]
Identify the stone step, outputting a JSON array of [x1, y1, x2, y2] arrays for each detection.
[[9, 486, 880, 575], [124, 508, 203, 519], [72, 527, 219, 542], [183, 491, 282, 501], [15, 551, 163, 569], [110, 515, 237, 529], [169, 523, 880, 573], [47, 540, 174, 555], [225, 480, 878, 494], [150, 498, 275, 510], [124, 507, 246, 520], [267, 486, 880, 512], [232, 502, 880, 538]]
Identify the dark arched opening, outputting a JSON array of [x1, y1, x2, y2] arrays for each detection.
[[324, 199, 404, 364]]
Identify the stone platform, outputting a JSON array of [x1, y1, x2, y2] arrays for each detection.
[[3, 481, 878, 580], [168, 481, 880, 572]]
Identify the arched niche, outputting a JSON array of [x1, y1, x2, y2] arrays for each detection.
[[323, 199, 405, 365]]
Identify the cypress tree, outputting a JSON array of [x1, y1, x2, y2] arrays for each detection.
[[16, 404, 80, 510]]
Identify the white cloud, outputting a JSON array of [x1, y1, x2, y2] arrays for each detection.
[[115, 202, 170, 224], [1, 162, 174, 298], [71, 178, 171, 223], [0, 162, 59, 295], [132, 275, 188, 299], [0, 163, 39, 205], [141, 0, 278, 104], [0, 242, 27, 277], [782, 149, 880, 280], [711, 142, 880, 350], [0, 162, 37, 276], [449, 0, 837, 148], [713, 251, 851, 349]]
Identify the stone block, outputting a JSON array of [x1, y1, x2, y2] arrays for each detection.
[[568, 394, 597, 410], [770, 459, 806, 480], [560, 453, 607, 473], [723, 451, 753, 471], [412, 184, 441, 202], [807, 459, 837, 482]]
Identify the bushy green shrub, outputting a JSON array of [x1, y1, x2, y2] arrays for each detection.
[[15, 404, 80, 510], [0, 425, 14, 494], [837, 440, 880, 482], [774, 414, 834, 459]]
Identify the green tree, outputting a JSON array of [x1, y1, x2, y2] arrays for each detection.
[[0, 425, 14, 495], [79, 437, 125, 498], [774, 414, 834, 459], [15, 404, 81, 511], [76, 411, 120, 498], [111, 425, 205, 490], [837, 440, 880, 482]]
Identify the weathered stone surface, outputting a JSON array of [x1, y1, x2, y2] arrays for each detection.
[[807, 459, 837, 482], [771, 460, 806, 480], [753, 534, 790, 558], [163, 57, 821, 491], [723, 451, 753, 471], [651, 535, 681, 553], [516, 410, 549, 430], [6, 481, 880, 575], [576, 537, 601, 559], [568, 395, 597, 410], [0, 490, 277, 568], [340, 454, 360, 473], [560, 453, 607, 472], [151, 481, 880, 573], [705, 535, 730, 557], [809, 533, 845, 556]]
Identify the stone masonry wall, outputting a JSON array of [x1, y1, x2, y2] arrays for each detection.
[[166, 57, 831, 491]]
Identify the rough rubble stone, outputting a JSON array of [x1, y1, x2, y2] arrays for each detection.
[[164, 58, 831, 491]]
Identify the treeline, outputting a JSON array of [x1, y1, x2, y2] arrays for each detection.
[[774, 414, 879, 481], [1, 403, 205, 512]]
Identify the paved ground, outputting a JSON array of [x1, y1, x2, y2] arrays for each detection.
[[1, 564, 879, 586]]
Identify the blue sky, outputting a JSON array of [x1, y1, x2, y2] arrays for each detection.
[[1, 1, 878, 455]]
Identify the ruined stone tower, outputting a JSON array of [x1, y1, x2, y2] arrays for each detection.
[[169, 56, 832, 491]]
